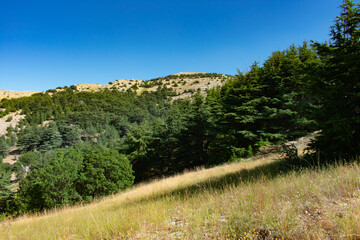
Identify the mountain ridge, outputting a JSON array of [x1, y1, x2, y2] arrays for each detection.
[[0, 72, 231, 100]]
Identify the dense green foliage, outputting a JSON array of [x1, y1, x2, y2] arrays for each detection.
[[76, 147, 134, 201], [204, 43, 320, 163], [0, 0, 358, 219], [0, 48, 325, 213], [18, 150, 81, 211], [309, 0, 360, 160], [0, 163, 13, 217], [18, 145, 134, 212], [0, 136, 9, 158]]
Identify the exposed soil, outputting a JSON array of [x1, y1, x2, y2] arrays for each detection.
[[2, 147, 20, 165], [0, 111, 25, 135]]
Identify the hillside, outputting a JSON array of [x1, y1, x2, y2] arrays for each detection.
[[0, 90, 40, 100], [72, 72, 229, 99], [1, 2, 359, 234], [0, 43, 334, 219], [1, 73, 229, 101], [1, 141, 359, 239], [0, 111, 25, 136]]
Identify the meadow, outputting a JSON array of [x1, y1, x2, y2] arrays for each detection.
[[1, 152, 359, 239]]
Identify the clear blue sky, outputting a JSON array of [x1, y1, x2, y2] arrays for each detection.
[[1, 0, 342, 91]]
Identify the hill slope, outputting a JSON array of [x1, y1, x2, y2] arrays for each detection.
[[1, 141, 359, 239], [74, 72, 229, 99], [1, 72, 230, 100], [0, 90, 40, 100]]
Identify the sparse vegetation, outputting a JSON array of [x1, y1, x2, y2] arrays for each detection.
[[5, 116, 12, 122], [148, 72, 229, 82]]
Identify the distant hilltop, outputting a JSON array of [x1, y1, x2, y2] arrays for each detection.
[[72, 72, 231, 100], [173, 72, 207, 75], [1, 72, 231, 100], [0, 90, 40, 100]]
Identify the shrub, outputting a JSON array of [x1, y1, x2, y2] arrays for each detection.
[[5, 116, 12, 122], [76, 147, 134, 201]]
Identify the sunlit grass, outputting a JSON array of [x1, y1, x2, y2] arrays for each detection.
[[1, 154, 360, 239]]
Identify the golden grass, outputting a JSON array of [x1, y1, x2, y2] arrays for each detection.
[[1, 155, 360, 240], [74, 84, 103, 92], [0, 91, 39, 100]]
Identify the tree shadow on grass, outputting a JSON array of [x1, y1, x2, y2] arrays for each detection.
[[125, 156, 314, 206]]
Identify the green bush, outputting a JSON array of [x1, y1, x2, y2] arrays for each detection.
[[18, 150, 81, 211], [5, 116, 12, 122], [0, 136, 9, 158], [17, 146, 135, 211], [76, 147, 134, 202]]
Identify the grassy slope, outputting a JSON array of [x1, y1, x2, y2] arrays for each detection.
[[1, 154, 360, 240], [0, 91, 39, 100]]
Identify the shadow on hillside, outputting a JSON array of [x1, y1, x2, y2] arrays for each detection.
[[127, 156, 314, 206]]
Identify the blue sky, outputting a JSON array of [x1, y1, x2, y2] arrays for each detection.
[[1, 0, 342, 91]]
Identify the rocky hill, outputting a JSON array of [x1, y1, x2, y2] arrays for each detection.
[[0, 73, 231, 100], [99, 72, 230, 99], [64, 72, 230, 99]]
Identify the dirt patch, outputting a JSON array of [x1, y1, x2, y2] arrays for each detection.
[[2, 148, 20, 165], [0, 111, 25, 136]]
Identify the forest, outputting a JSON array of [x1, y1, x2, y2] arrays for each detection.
[[0, 0, 359, 219]]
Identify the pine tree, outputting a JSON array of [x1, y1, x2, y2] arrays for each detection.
[[38, 124, 62, 152], [311, 0, 360, 159], [219, 67, 266, 154], [17, 127, 41, 152], [0, 164, 12, 213], [261, 43, 319, 141], [177, 92, 213, 167], [57, 123, 81, 147], [0, 136, 9, 158]]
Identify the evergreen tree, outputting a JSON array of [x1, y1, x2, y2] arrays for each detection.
[[17, 127, 41, 152], [0, 164, 13, 213], [57, 123, 81, 147], [123, 122, 156, 181], [97, 125, 120, 148], [261, 43, 319, 141], [177, 92, 213, 167], [219, 67, 267, 156], [310, 0, 360, 159], [38, 124, 62, 152], [0, 136, 9, 158]]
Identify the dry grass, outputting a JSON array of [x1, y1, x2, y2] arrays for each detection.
[[1, 154, 360, 239], [74, 84, 103, 92], [1, 73, 228, 103], [0, 91, 39, 100]]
